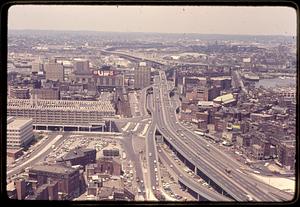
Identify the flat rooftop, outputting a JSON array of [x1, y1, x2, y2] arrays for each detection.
[[29, 164, 77, 175], [7, 118, 32, 130], [8, 98, 115, 113]]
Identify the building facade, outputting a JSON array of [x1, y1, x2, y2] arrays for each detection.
[[28, 164, 80, 199], [7, 99, 115, 126], [10, 87, 30, 99], [7, 117, 33, 149], [134, 63, 151, 89], [44, 62, 64, 82]]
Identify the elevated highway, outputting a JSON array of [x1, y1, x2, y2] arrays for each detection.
[[146, 82, 234, 201], [151, 72, 284, 201]]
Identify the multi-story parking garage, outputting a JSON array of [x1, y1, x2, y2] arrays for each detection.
[[7, 98, 116, 132]]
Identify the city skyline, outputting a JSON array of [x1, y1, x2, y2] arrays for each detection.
[[6, 5, 297, 202], [8, 5, 297, 36]]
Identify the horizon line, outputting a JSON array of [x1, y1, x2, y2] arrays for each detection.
[[8, 29, 296, 38]]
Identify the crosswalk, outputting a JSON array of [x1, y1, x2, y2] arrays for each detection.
[[132, 123, 140, 132], [121, 122, 150, 137], [121, 122, 132, 131]]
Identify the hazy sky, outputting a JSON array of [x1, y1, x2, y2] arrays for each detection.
[[8, 5, 297, 36]]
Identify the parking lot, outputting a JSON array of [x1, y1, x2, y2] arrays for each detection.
[[45, 135, 122, 162]]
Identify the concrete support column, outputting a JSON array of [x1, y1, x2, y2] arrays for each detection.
[[89, 127, 91, 132], [46, 125, 48, 130], [109, 121, 112, 132]]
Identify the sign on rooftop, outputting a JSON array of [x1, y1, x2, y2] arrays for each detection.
[[93, 70, 114, 76]]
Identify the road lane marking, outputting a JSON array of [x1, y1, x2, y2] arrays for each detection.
[[139, 124, 150, 137], [122, 122, 131, 131], [132, 123, 140, 132]]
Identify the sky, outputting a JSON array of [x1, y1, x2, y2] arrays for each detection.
[[8, 5, 297, 36]]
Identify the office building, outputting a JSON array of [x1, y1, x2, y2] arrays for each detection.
[[44, 61, 64, 82], [134, 62, 151, 89], [73, 58, 89, 74], [31, 61, 44, 73], [278, 143, 295, 170], [15, 179, 26, 200], [7, 117, 33, 149]]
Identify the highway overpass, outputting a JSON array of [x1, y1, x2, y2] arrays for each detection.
[[151, 71, 283, 201]]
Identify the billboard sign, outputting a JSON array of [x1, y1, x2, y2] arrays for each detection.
[[93, 70, 114, 76]]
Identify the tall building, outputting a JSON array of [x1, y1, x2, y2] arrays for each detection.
[[7, 117, 33, 149], [44, 61, 64, 82], [15, 179, 26, 200], [73, 58, 89, 74], [278, 143, 295, 170], [134, 62, 150, 89], [31, 61, 44, 73]]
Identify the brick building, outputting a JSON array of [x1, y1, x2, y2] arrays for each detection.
[[56, 148, 96, 167], [28, 164, 80, 199]]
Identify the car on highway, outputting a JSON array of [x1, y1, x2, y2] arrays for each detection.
[[149, 153, 152, 157], [246, 194, 253, 201], [202, 182, 208, 187]]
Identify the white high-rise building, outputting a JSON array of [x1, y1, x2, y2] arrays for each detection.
[[7, 117, 33, 149]]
